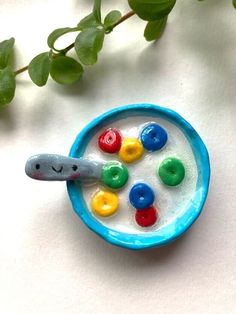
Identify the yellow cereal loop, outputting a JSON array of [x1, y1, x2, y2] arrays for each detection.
[[91, 190, 119, 217], [119, 138, 144, 163]]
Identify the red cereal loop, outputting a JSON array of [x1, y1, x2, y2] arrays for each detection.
[[135, 206, 158, 227], [98, 128, 122, 154]]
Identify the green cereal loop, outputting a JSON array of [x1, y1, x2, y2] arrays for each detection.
[[101, 161, 129, 189], [158, 157, 185, 186]]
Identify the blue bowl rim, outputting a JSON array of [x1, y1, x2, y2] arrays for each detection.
[[67, 104, 210, 250]]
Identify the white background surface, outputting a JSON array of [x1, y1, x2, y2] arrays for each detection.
[[0, 1, 235, 313]]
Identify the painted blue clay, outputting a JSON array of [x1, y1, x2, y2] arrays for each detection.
[[129, 183, 155, 209], [67, 104, 210, 250], [25, 104, 210, 250], [141, 123, 168, 151]]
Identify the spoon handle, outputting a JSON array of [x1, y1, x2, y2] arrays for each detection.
[[25, 154, 103, 181]]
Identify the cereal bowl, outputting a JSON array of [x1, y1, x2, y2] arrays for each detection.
[[67, 104, 210, 250]]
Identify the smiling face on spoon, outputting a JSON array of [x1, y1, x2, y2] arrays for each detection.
[[25, 154, 103, 181]]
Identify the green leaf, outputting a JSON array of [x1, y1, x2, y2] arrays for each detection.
[[233, 0, 236, 9], [104, 10, 122, 28], [93, 0, 102, 23], [28, 52, 50, 87], [50, 56, 83, 84], [128, 0, 176, 21], [0, 38, 15, 69], [77, 13, 100, 30], [75, 28, 105, 65], [0, 67, 16, 106], [47, 27, 78, 50], [144, 17, 167, 41]]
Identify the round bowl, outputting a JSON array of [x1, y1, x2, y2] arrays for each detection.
[[67, 104, 210, 250]]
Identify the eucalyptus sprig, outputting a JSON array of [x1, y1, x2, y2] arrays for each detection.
[[0, 0, 235, 107]]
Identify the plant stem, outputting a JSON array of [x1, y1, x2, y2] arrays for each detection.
[[14, 10, 135, 76], [113, 10, 135, 27], [63, 11, 135, 54], [15, 65, 28, 75]]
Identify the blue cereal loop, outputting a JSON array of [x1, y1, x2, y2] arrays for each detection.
[[129, 183, 155, 209], [141, 123, 168, 151]]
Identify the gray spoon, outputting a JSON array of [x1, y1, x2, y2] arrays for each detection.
[[25, 154, 103, 182]]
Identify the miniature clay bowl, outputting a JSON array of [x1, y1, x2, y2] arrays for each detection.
[[67, 104, 210, 250]]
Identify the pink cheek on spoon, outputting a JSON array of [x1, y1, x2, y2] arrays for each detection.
[[69, 173, 80, 180], [33, 172, 44, 180]]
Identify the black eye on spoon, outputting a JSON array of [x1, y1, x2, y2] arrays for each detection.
[[35, 164, 40, 170], [72, 165, 78, 171]]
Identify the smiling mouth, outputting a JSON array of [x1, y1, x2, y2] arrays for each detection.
[[52, 166, 63, 173]]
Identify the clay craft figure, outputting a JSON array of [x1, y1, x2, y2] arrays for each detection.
[[25, 104, 210, 250]]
